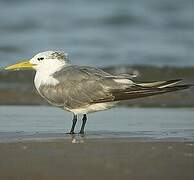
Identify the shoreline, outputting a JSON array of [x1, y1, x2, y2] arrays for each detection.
[[0, 132, 194, 144], [0, 106, 193, 179], [0, 106, 194, 143]]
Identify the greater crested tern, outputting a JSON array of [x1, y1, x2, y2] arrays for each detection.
[[5, 51, 193, 134]]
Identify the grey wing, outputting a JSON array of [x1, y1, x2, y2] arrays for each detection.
[[38, 65, 190, 109], [39, 65, 130, 109]]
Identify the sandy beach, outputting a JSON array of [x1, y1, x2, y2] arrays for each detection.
[[0, 106, 193, 179], [0, 79, 193, 180], [0, 139, 193, 180]]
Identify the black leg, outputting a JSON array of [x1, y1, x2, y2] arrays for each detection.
[[79, 114, 87, 134], [68, 114, 77, 134]]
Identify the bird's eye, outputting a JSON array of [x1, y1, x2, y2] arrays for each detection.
[[37, 57, 44, 61]]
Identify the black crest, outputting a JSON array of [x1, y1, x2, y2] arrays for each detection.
[[48, 51, 69, 62]]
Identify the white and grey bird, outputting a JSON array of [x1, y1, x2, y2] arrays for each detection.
[[5, 51, 192, 134]]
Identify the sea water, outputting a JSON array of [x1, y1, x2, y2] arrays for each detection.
[[0, 106, 193, 141], [0, 0, 194, 67]]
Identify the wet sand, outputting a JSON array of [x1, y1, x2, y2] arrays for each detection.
[[0, 138, 193, 180], [0, 106, 194, 140], [0, 106, 193, 179]]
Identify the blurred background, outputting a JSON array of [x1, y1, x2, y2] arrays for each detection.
[[0, 0, 194, 106], [0, 0, 194, 67], [0, 2, 194, 178], [0, 0, 193, 140]]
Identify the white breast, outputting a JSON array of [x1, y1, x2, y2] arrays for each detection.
[[34, 71, 59, 92]]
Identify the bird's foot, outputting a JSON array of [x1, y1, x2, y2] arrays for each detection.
[[79, 131, 85, 135], [66, 131, 75, 135]]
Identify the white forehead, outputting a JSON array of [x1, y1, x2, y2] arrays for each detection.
[[33, 51, 69, 60]]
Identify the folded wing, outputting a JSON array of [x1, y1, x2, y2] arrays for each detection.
[[39, 66, 192, 109]]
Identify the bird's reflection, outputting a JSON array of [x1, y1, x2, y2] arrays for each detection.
[[70, 134, 85, 144]]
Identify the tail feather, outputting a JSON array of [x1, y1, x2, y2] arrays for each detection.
[[112, 84, 192, 101], [92, 79, 193, 104]]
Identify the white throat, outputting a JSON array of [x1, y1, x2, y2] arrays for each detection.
[[34, 60, 66, 90]]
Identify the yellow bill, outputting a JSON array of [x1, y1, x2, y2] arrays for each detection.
[[5, 60, 36, 70]]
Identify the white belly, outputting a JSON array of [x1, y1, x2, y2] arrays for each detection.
[[68, 102, 117, 114]]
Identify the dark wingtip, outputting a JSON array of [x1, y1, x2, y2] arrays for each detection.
[[170, 84, 194, 91], [185, 84, 194, 88], [167, 79, 182, 84]]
